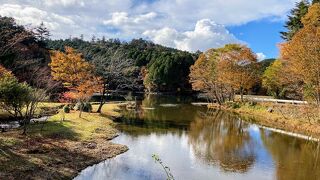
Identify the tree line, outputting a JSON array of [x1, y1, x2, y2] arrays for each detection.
[[191, 2, 320, 106], [1, 1, 319, 134]]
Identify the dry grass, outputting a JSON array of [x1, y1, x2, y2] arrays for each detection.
[[0, 103, 128, 180], [231, 102, 320, 139]]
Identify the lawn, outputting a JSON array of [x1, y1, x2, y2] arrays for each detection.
[[0, 103, 128, 179]]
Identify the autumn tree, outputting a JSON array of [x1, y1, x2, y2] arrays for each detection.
[[217, 44, 259, 102], [301, 3, 320, 26], [262, 60, 286, 98], [280, 3, 320, 105], [189, 49, 233, 104], [50, 47, 102, 117]]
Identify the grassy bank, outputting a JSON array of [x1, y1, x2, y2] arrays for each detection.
[[217, 102, 320, 139], [0, 103, 128, 179]]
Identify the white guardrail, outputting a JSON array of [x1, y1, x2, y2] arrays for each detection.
[[246, 97, 308, 104]]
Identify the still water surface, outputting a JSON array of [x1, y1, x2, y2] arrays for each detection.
[[75, 95, 320, 180]]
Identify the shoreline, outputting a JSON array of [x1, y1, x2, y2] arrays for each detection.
[[205, 102, 320, 140], [0, 103, 128, 180]]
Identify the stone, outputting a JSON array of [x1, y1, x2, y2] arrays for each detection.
[[86, 143, 97, 149], [267, 107, 274, 113]]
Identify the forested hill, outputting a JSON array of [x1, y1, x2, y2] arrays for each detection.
[[46, 38, 199, 92]]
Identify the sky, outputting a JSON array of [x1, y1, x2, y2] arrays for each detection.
[[0, 0, 299, 59]]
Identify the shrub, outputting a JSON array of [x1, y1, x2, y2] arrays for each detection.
[[74, 102, 83, 111], [231, 102, 241, 109], [74, 102, 92, 112], [246, 101, 257, 107], [225, 101, 241, 109], [63, 105, 70, 113], [83, 103, 92, 112]]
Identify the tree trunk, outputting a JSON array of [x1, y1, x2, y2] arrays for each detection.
[[79, 104, 83, 118], [97, 83, 106, 113], [22, 118, 29, 135], [240, 86, 244, 102]]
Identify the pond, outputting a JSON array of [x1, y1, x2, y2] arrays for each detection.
[[75, 95, 320, 180]]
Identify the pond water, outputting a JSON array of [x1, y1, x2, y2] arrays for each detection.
[[75, 95, 320, 180]]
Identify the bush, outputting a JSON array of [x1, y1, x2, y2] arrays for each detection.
[[83, 103, 92, 112], [247, 101, 257, 107], [225, 101, 241, 109], [63, 105, 70, 113], [231, 102, 241, 109], [74, 102, 92, 112], [74, 102, 83, 111]]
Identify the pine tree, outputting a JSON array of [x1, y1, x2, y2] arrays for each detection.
[[34, 22, 50, 43], [280, 0, 310, 41]]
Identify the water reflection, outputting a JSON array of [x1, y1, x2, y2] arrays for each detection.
[[75, 95, 320, 180], [189, 109, 256, 173], [260, 130, 320, 180]]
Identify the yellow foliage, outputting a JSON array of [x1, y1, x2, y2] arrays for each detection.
[[280, 25, 320, 104], [302, 3, 320, 27], [50, 47, 103, 102]]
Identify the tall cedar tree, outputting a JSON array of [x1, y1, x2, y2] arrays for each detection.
[[280, 0, 310, 41]]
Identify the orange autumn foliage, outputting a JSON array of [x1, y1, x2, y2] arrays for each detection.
[[50, 47, 103, 102], [216, 44, 259, 101], [280, 3, 320, 104]]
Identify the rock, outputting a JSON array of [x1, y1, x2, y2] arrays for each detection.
[[86, 143, 97, 149], [267, 107, 274, 113]]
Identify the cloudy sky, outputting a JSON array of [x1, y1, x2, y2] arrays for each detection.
[[0, 0, 299, 59]]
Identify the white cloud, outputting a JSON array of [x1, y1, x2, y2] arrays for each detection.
[[256, 53, 267, 61], [103, 12, 157, 33], [0, 4, 76, 31], [45, 0, 85, 7], [144, 19, 241, 52], [143, 27, 180, 48]]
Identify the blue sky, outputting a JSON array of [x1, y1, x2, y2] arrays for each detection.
[[0, 0, 298, 59], [229, 19, 286, 59]]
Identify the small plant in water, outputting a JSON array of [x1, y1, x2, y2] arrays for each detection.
[[152, 154, 175, 180]]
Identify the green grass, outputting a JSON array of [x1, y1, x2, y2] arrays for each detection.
[[0, 103, 126, 179]]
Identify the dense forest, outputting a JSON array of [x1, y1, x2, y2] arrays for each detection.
[[0, 15, 276, 98], [46, 38, 198, 92]]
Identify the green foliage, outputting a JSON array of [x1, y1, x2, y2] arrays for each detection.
[[280, 0, 310, 41], [63, 105, 70, 113], [257, 58, 276, 74], [225, 101, 241, 109], [46, 38, 197, 92], [74, 102, 83, 111], [83, 103, 92, 113], [0, 72, 32, 118], [74, 102, 92, 112], [145, 53, 194, 92], [262, 60, 286, 98]]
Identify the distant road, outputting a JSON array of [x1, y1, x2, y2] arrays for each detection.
[[193, 95, 308, 106], [238, 95, 308, 105]]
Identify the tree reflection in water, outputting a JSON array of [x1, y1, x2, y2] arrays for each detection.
[[114, 95, 320, 179], [260, 130, 320, 180], [188, 108, 256, 173]]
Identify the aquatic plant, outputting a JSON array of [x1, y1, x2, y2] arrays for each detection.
[[152, 154, 175, 180]]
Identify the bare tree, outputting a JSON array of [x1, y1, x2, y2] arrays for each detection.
[[94, 49, 143, 113]]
